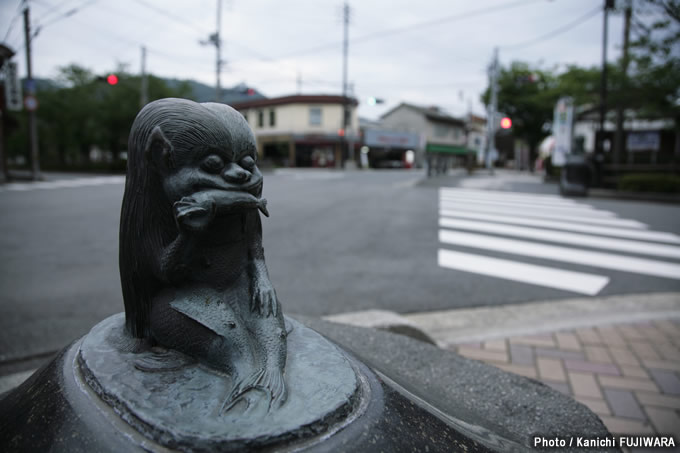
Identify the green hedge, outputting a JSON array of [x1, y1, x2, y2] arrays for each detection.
[[617, 173, 680, 193]]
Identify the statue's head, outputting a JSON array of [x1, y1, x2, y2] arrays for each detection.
[[119, 98, 262, 338]]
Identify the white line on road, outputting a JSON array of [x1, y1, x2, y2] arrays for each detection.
[[438, 206, 647, 229], [439, 199, 616, 218], [439, 217, 680, 259], [437, 249, 609, 295], [439, 229, 680, 280], [439, 210, 680, 244], [0, 176, 125, 192], [439, 198, 614, 217], [439, 191, 584, 207], [440, 187, 571, 202]]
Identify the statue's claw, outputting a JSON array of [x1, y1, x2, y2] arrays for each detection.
[[251, 286, 279, 317], [174, 196, 216, 232]]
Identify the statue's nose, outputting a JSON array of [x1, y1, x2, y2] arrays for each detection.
[[222, 164, 251, 183]]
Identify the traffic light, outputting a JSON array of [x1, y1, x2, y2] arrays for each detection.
[[97, 74, 119, 85], [500, 117, 512, 129], [367, 97, 384, 106]]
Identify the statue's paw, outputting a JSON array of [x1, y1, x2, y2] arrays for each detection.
[[250, 286, 279, 317], [174, 196, 216, 232]]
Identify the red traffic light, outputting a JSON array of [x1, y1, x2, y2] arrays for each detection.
[[106, 74, 118, 85], [500, 117, 512, 129]]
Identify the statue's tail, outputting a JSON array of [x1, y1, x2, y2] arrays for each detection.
[[221, 367, 287, 413]]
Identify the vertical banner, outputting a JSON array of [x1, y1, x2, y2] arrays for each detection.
[[4, 61, 23, 111], [552, 97, 574, 167]]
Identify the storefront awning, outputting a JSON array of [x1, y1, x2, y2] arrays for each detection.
[[426, 143, 473, 155]]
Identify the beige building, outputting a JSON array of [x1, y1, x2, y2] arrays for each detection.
[[230, 95, 359, 167]]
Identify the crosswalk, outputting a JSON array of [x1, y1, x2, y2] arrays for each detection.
[[437, 187, 680, 295], [0, 176, 125, 192]]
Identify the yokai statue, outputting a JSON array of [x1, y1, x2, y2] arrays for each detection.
[[119, 98, 286, 411]]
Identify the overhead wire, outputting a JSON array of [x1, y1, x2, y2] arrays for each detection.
[[501, 5, 602, 51]]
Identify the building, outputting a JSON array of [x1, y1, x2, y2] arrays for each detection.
[[379, 103, 469, 169], [465, 114, 487, 166], [358, 117, 421, 168], [230, 95, 359, 168]]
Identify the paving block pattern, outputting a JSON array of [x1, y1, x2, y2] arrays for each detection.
[[448, 319, 680, 436]]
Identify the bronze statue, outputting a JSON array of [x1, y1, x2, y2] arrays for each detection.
[[119, 98, 286, 411]]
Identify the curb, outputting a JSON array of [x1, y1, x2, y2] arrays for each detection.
[[404, 292, 680, 347], [322, 309, 437, 345]]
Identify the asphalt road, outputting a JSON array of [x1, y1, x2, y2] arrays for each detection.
[[1, 169, 679, 371]]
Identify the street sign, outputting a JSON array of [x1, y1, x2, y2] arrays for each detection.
[[552, 97, 574, 167], [24, 78, 36, 95], [24, 95, 38, 112], [4, 62, 23, 111]]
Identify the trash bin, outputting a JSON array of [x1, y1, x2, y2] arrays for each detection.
[[560, 154, 590, 196]]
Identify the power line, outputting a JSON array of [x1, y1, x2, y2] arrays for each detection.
[[257, 0, 547, 62], [501, 5, 601, 51], [3, 0, 24, 43], [132, 0, 205, 35]]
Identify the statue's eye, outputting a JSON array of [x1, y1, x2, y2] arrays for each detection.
[[240, 155, 255, 170], [201, 155, 225, 173]]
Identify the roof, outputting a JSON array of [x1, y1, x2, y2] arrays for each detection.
[[380, 102, 466, 127], [230, 94, 358, 110]]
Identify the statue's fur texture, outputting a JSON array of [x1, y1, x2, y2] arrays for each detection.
[[120, 98, 286, 410]]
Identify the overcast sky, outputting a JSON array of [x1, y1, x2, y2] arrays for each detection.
[[1, 0, 631, 120]]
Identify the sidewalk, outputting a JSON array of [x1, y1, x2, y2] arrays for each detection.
[[328, 292, 680, 438]]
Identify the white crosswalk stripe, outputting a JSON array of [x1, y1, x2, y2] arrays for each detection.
[[437, 188, 680, 295], [0, 176, 125, 192]]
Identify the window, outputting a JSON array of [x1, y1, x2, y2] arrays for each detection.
[[241, 111, 248, 123], [257, 110, 264, 128], [309, 107, 322, 126], [434, 124, 448, 138], [269, 109, 276, 127]]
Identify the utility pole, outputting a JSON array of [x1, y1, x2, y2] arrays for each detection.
[[140, 46, 148, 108], [296, 72, 302, 95], [23, 4, 40, 180], [596, 0, 613, 186], [485, 47, 499, 174], [202, 0, 223, 102], [215, 0, 222, 102], [341, 2, 353, 168], [613, 0, 632, 168]]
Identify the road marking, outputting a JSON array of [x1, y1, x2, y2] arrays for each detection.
[[439, 217, 680, 259], [438, 249, 609, 295], [441, 187, 573, 202], [439, 206, 647, 229], [439, 198, 615, 217], [440, 191, 583, 207], [438, 210, 678, 243], [0, 176, 125, 192], [439, 229, 680, 280]]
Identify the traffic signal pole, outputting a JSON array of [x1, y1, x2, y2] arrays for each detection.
[[23, 5, 40, 180], [140, 46, 148, 107], [485, 47, 499, 175]]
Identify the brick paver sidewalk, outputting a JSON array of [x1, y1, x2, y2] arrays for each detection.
[[447, 319, 680, 437]]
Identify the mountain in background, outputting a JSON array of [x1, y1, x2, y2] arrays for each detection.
[[28, 76, 266, 105], [162, 78, 266, 104]]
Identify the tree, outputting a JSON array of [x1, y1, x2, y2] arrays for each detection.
[[9, 63, 192, 170], [482, 62, 558, 165], [627, 0, 680, 156]]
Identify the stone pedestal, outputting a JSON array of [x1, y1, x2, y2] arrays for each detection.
[[0, 314, 618, 452]]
